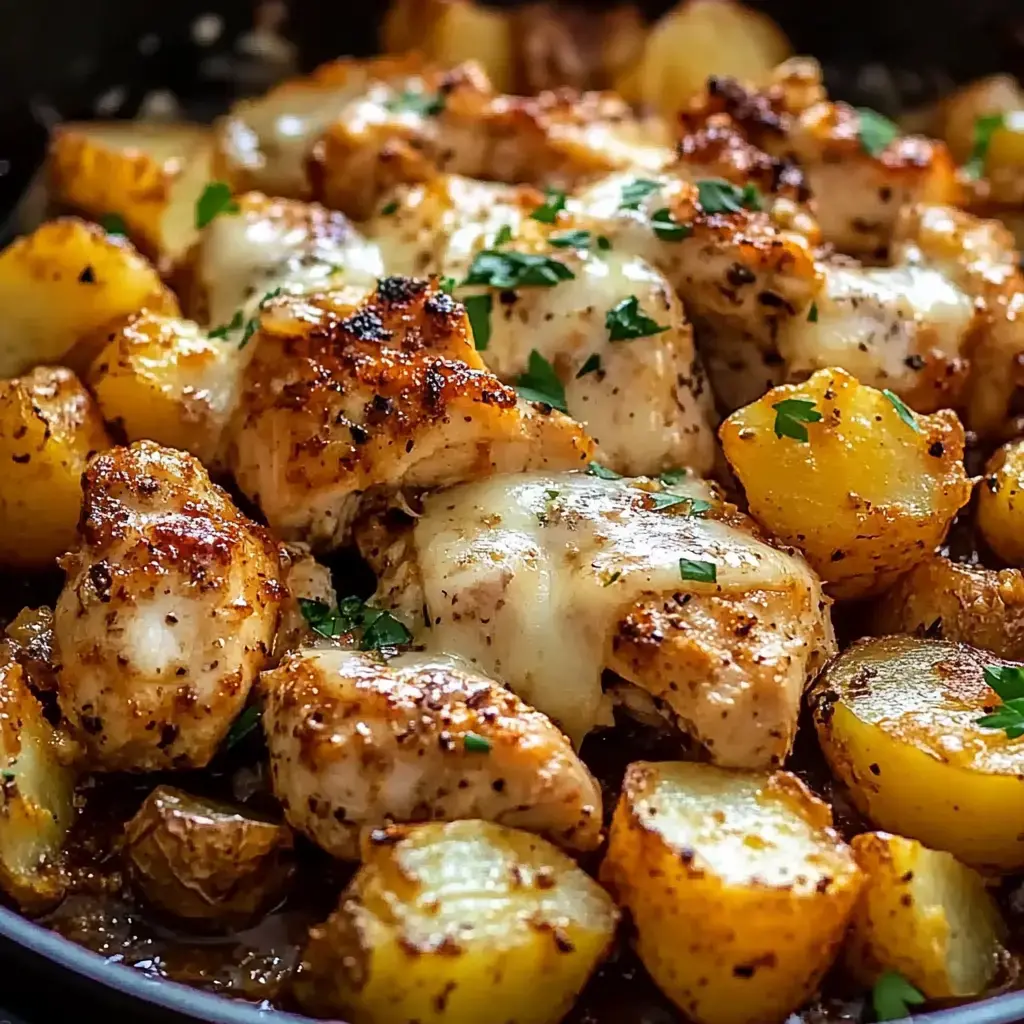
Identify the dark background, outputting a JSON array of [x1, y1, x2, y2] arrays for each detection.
[[0, 0, 1023, 1021]]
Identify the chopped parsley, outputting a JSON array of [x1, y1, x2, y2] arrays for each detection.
[[464, 293, 493, 351], [439, 276, 456, 294], [195, 181, 239, 229], [857, 108, 899, 158], [549, 229, 593, 249], [659, 468, 688, 485], [100, 213, 128, 236], [515, 350, 567, 412], [649, 493, 711, 514], [463, 732, 492, 754], [807, 301, 819, 323], [538, 488, 561, 522], [772, 398, 822, 442], [493, 224, 514, 247], [238, 287, 284, 350], [386, 89, 445, 118], [530, 188, 567, 224], [603, 570, 622, 587], [964, 113, 1005, 178], [463, 250, 574, 289], [975, 665, 1024, 739], [696, 178, 762, 215], [576, 353, 602, 378], [619, 178, 661, 211], [299, 597, 411, 651], [0, 769, 15, 782], [224, 705, 262, 750], [380, 199, 400, 216], [872, 971, 925, 1021], [651, 207, 692, 242], [209, 309, 245, 339], [587, 461, 621, 480], [679, 558, 717, 583], [361, 607, 414, 649], [596, 235, 612, 251], [882, 389, 921, 433], [606, 296, 669, 342]]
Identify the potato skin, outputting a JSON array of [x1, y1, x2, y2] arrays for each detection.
[[0, 366, 111, 569], [870, 555, 1024, 660], [978, 440, 1024, 567], [293, 820, 618, 1024], [845, 831, 1006, 998], [811, 635, 1024, 871], [720, 367, 971, 599], [600, 761, 862, 1024], [124, 785, 294, 928], [0, 656, 75, 912]]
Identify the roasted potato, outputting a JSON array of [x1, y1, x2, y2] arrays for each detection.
[[48, 122, 214, 268], [811, 635, 1024, 872], [622, 0, 789, 115], [0, 218, 178, 378], [720, 368, 972, 599], [870, 555, 1024, 659], [124, 785, 294, 928], [4, 607, 57, 694], [930, 76, 1024, 166], [0, 366, 111, 569], [0, 656, 75, 911], [978, 439, 1024, 566], [845, 831, 1006, 998], [600, 762, 862, 1024], [293, 819, 618, 1023]]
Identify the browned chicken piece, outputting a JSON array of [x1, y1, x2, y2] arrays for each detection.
[[53, 442, 284, 771], [358, 470, 835, 765], [224, 276, 595, 550], [260, 648, 603, 859], [310, 62, 672, 219]]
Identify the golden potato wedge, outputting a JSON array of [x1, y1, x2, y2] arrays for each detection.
[[0, 218, 179, 378], [0, 366, 111, 569], [294, 819, 618, 1024], [870, 555, 1024, 660], [720, 368, 972, 599], [978, 439, 1024, 566], [600, 762, 862, 1024], [811, 635, 1024, 872], [124, 785, 294, 928], [87, 312, 241, 466], [0, 655, 75, 911], [845, 831, 1006, 998], [49, 122, 214, 268], [932, 76, 1024, 166]]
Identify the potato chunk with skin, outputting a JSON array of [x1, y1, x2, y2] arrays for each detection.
[[0, 656, 75, 912], [846, 832, 1006, 999], [811, 635, 1024, 872], [293, 820, 618, 1024], [0, 218, 178, 378], [600, 762, 862, 1024], [0, 366, 111, 569], [124, 785, 294, 928], [870, 555, 1024, 660], [978, 440, 1024, 567], [720, 367, 971, 599]]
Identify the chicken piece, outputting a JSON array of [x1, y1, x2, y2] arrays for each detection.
[[370, 176, 715, 476], [213, 54, 427, 200], [225, 276, 595, 550], [260, 648, 602, 859], [358, 470, 835, 764], [54, 442, 284, 771], [311, 62, 672, 219]]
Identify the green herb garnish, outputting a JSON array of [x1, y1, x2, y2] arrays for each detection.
[[597, 235, 612, 251], [619, 178, 661, 211], [100, 213, 128, 236], [464, 293, 493, 351], [386, 89, 445, 118], [209, 309, 245, 340], [515, 350, 567, 412], [238, 287, 284, 350], [463, 732, 492, 754], [651, 207, 692, 242], [679, 558, 717, 583], [530, 188, 567, 224], [576, 353, 602, 378], [857, 108, 900, 158], [603, 570, 622, 587], [882, 389, 921, 433], [964, 113, 1005, 178], [606, 296, 669, 342], [649, 493, 711, 514], [549, 229, 592, 249], [871, 971, 925, 1021], [493, 224, 514, 247], [439, 276, 456, 294], [299, 597, 411, 650], [772, 398, 822, 442], [808, 301, 819, 323], [659, 468, 688, 485], [361, 607, 413, 649], [224, 705, 262, 750], [195, 181, 239, 229], [587, 461, 621, 480], [696, 178, 762, 215], [380, 199, 400, 216], [463, 250, 574, 289], [976, 665, 1024, 739]]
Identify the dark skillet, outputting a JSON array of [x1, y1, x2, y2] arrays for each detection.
[[2, 2, 1024, 1022]]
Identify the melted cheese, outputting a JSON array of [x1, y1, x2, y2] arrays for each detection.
[[412, 472, 815, 743]]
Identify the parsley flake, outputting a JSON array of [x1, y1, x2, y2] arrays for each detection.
[[872, 971, 925, 1021], [530, 188, 567, 224], [976, 665, 1024, 739], [463, 250, 574, 289], [463, 732, 492, 754], [209, 309, 245, 339], [195, 181, 239, 229], [549, 229, 592, 249], [0, 769, 15, 782], [464, 293, 493, 351], [516, 350, 567, 412], [386, 89, 445, 118], [603, 570, 622, 587], [493, 224, 514, 247], [606, 296, 669, 341], [361, 607, 413, 649], [965, 113, 1005, 178], [439, 276, 456, 294], [696, 179, 762, 215], [649, 493, 711, 514], [651, 207, 692, 242], [772, 398, 822, 442], [576, 353, 602, 378], [808, 301, 819, 323], [224, 705, 262, 750], [882, 389, 921, 433], [857, 108, 900, 158], [596, 235, 612, 251], [619, 178, 661, 211], [380, 199, 399, 216], [238, 287, 285, 350], [679, 558, 717, 583], [659, 468, 688, 485], [299, 597, 411, 650], [587, 461, 621, 480], [100, 213, 128, 236]]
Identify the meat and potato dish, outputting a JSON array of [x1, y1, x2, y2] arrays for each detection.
[[7, 1, 1024, 1022]]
